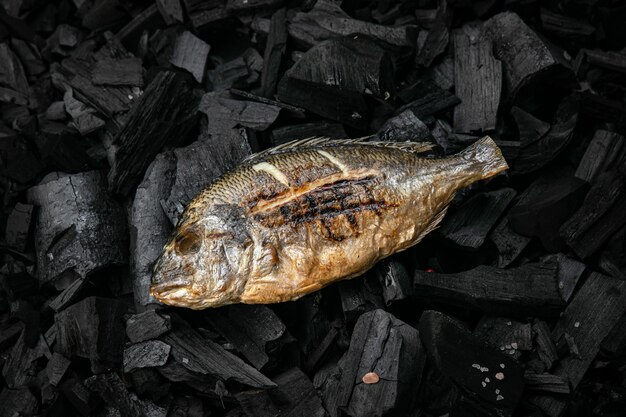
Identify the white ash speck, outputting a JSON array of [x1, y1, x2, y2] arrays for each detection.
[[351, 112, 362, 119], [506, 321, 512, 326], [472, 363, 481, 369], [495, 389, 500, 394], [496, 394, 504, 401], [128, 94, 133, 100], [480, 367, 489, 373], [511, 342, 518, 350], [574, 321, 580, 328], [500, 363, 505, 369], [485, 377, 490, 383], [182, 358, 189, 364], [481, 382, 487, 388]]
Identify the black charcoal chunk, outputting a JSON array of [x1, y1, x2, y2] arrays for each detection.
[[397, 79, 460, 121], [2, 331, 49, 388], [575, 130, 625, 184], [205, 304, 290, 370], [599, 225, 626, 281], [511, 106, 551, 148], [160, 316, 275, 388], [236, 367, 325, 417], [184, 0, 230, 30], [156, 0, 184, 24], [169, 31, 211, 84], [210, 53, 260, 92], [10, 38, 45, 77], [419, 311, 525, 415], [5, 202, 33, 252], [0, 387, 38, 417], [376, 109, 430, 142], [0, 135, 44, 183], [59, 378, 100, 416], [124, 340, 171, 372], [338, 276, 384, 323], [45, 352, 71, 386], [277, 35, 394, 129], [415, 0, 452, 67], [524, 372, 570, 394], [126, 310, 172, 343], [546, 253, 586, 303], [489, 216, 532, 268], [199, 92, 280, 133], [26, 171, 128, 284], [530, 273, 626, 417], [532, 320, 559, 371], [108, 70, 199, 195], [474, 317, 532, 359], [63, 89, 106, 135], [49, 277, 90, 313], [0, 320, 24, 350], [0, 42, 34, 108], [229, 89, 305, 117], [414, 260, 564, 317], [55, 296, 127, 372], [116, 4, 164, 50], [288, 0, 415, 49], [260, 8, 286, 98], [333, 309, 424, 417], [375, 258, 413, 305], [92, 57, 143, 87], [453, 23, 502, 133], [540, 9, 595, 43], [439, 188, 516, 250], [601, 314, 626, 357]]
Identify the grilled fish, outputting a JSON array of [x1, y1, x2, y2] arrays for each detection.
[[151, 136, 508, 309]]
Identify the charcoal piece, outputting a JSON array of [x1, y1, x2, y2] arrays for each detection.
[[81, 0, 129, 31], [277, 36, 393, 129], [376, 109, 430, 142], [226, 0, 282, 12], [579, 91, 626, 124], [575, 130, 625, 184], [333, 309, 424, 417], [439, 188, 516, 250], [489, 216, 532, 268], [46, 352, 71, 386], [44, 24, 84, 56], [532, 320, 558, 371], [485, 11, 573, 101], [420, 311, 524, 415], [200, 92, 280, 132], [156, 0, 184, 24], [546, 254, 586, 303], [396, 79, 461, 120], [601, 314, 626, 357], [530, 273, 626, 417], [452, 24, 502, 133], [126, 310, 172, 343], [63, 89, 105, 135], [427, 54, 454, 91], [375, 258, 413, 305], [338, 276, 384, 323], [513, 95, 579, 174], [205, 304, 289, 370], [168, 395, 204, 417], [270, 122, 346, 146], [575, 48, 626, 76], [211, 55, 259, 92], [26, 171, 128, 283], [260, 8, 286, 98], [160, 316, 275, 388], [303, 326, 338, 373], [229, 89, 305, 117], [49, 277, 89, 312], [108, 70, 199, 195], [55, 296, 127, 372], [169, 31, 210, 84], [0, 135, 44, 183], [45, 101, 67, 120], [599, 225, 626, 280], [508, 172, 588, 251], [2, 331, 49, 388], [156, 360, 216, 393], [10, 38, 46, 77], [5, 202, 32, 252], [123, 340, 171, 372], [236, 367, 325, 417], [560, 168, 626, 258], [474, 317, 532, 360], [184, 0, 230, 30], [60, 378, 100, 416], [116, 4, 164, 49], [92, 57, 143, 87], [524, 373, 570, 394], [511, 106, 550, 148], [0, 320, 23, 350], [413, 261, 564, 317], [540, 8, 595, 42], [0, 387, 38, 417], [288, 0, 415, 49], [36, 121, 97, 173], [415, 0, 452, 67], [0, 42, 33, 107], [129, 368, 171, 399]]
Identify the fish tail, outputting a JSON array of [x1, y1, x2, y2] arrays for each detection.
[[457, 136, 509, 180]]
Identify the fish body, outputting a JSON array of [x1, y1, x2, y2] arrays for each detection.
[[151, 136, 508, 309]]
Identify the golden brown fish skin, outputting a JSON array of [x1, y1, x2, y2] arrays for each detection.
[[150, 136, 508, 309]]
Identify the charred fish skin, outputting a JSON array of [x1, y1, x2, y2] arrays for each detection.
[[150, 136, 508, 309]]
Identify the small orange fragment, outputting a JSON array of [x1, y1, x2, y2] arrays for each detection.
[[362, 372, 380, 384], [495, 372, 505, 380]]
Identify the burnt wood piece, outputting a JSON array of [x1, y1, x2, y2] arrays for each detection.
[[59, 378, 101, 416], [530, 273, 626, 417], [129, 368, 171, 400], [123, 340, 171, 372], [419, 311, 525, 415], [375, 258, 413, 305], [337, 275, 384, 324], [5, 202, 33, 252], [532, 320, 559, 371], [303, 326, 338, 373], [277, 35, 393, 129], [0, 42, 33, 108], [0, 387, 38, 417], [226, 0, 282, 12], [2, 331, 49, 388], [560, 167, 626, 259], [415, 0, 452, 67], [575, 49, 626, 77], [81, 0, 129, 31], [508, 171, 588, 252], [511, 106, 550, 148], [236, 367, 325, 417], [485, 11, 573, 102], [452, 24, 502, 133], [229, 89, 305, 117], [184, 0, 230, 30], [376, 109, 430, 142], [396, 79, 461, 121], [126, 310, 172, 343], [0, 320, 23, 350], [10, 38, 46, 77], [36, 121, 96, 173], [169, 31, 210, 84], [116, 4, 164, 50], [601, 314, 626, 357], [55, 296, 127, 373], [45, 352, 71, 386], [439, 188, 516, 250], [0, 134, 44, 184], [211, 54, 260, 92], [539, 8, 595, 43], [288, 0, 415, 49], [413, 261, 564, 317], [489, 216, 532, 268], [49, 277, 89, 314], [260, 8, 286, 98], [334, 309, 424, 417], [579, 91, 626, 125], [524, 373, 570, 394], [156, 0, 184, 24], [44, 24, 84, 57], [63, 89, 105, 136], [513, 95, 579, 174], [474, 317, 532, 360], [599, 225, 626, 280], [91, 57, 143, 87], [108, 70, 199, 195], [205, 304, 290, 370], [26, 171, 128, 284], [200, 92, 281, 132], [575, 130, 625, 183], [159, 316, 275, 388], [270, 122, 346, 146], [427, 54, 454, 91]]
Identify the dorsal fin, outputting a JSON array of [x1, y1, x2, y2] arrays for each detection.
[[242, 136, 435, 164]]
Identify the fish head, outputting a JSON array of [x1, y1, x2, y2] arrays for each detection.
[[150, 207, 253, 309]]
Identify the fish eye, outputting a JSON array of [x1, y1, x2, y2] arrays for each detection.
[[175, 231, 202, 255]]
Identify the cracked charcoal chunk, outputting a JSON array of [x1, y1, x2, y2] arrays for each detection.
[[46, 352, 71, 386], [123, 340, 171, 372], [375, 258, 413, 306], [2, 330, 50, 389], [575, 130, 625, 184], [126, 310, 172, 343], [376, 110, 430, 142], [489, 216, 532, 268], [0, 387, 38, 417], [5, 203, 33, 252], [415, 0, 451, 68], [169, 31, 210, 84], [260, 8, 287, 98], [92, 57, 143, 87], [26, 171, 128, 284]]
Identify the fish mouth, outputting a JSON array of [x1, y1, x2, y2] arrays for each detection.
[[150, 279, 192, 300]]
